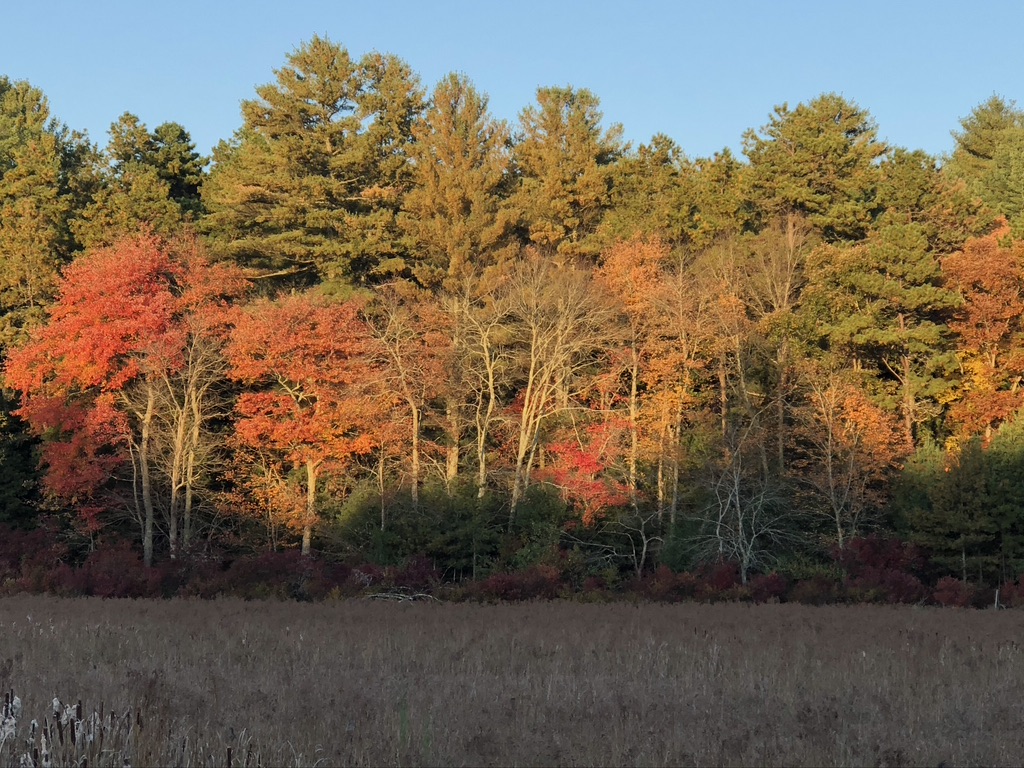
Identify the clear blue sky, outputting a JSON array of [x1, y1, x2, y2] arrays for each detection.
[[3, 1, 1021, 162]]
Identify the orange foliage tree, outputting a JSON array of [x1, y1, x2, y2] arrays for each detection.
[[792, 365, 912, 548], [943, 226, 1024, 439], [5, 233, 247, 564], [596, 236, 669, 508], [225, 293, 386, 555]]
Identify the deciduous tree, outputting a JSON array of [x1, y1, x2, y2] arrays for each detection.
[[226, 293, 385, 554]]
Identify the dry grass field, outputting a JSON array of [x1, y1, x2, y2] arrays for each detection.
[[0, 597, 1021, 767]]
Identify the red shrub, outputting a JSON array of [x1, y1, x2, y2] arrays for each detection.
[[998, 578, 1024, 608], [387, 555, 439, 591], [844, 567, 927, 604], [80, 539, 160, 598], [627, 566, 700, 602], [836, 535, 926, 578], [788, 574, 841, 605], [933, 577, 977, 608], [478, 565, 562, 601], [213, 550, 339, 600], [694, 562, 741, 601], [749, 572, 789, 604]]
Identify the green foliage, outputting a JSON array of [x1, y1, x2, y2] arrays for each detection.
[[202, 36, 426, 288], [807, 221, 960, 439], [332, 478, 506, 578], [899, 421, 1024, 585], [400, 72, 517, 289], [597, 134, 696, 247], [0, 390, 38, 526], [743, 93, 886, 242], [72, 113, 205, 249], [0, 78, 91, 349], [512, 86, 623, 258]]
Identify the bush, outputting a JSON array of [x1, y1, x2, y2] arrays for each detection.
[[836, 535, 926, 577], [386, 554, 440, 592], [477, 565, 562, 601], [212, 550, 340, 601], [998, 578, 1024, 608], [844, 567, 927, 605], [749, 572, 789, 603], [694, 562, 741, 602], [788, 574, 841, 605], [933, 577, 977, 608]]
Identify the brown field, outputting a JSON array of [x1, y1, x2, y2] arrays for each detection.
[[0, 597, 1021, 767]]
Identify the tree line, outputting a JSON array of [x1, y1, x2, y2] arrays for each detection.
[[3, 35, 1024, 589]]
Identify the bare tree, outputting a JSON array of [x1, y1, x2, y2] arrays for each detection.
[[693, 416, 798, 584], [504, 251, 617, 524]]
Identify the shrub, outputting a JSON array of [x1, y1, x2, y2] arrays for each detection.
[[695, 562, 741, 602], [836, 535, 926, 578], [478, 565, 562, 601], [749, 572, 789, 604], [933, 577, 977, 608], [844, 567, 927, 605], [788, 574, 842, 605], [213, 550, 339, 601], [998, 578, 1024, 608], [387, 554, 440, 592]]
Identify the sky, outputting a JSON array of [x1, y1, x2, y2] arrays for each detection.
[[2, 1, 1022, 163]]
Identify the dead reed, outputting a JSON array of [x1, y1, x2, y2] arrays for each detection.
[[0, 597, 1021, 766]]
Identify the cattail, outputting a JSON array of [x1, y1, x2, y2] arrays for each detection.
[[39, 732, 50, 768], [1, 711, 16, 744]]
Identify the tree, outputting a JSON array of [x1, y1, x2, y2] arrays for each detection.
[[401, 72, 517, 290], [225, 293, 385, 554], [877, 148, 991, 255], [0, 79, 91, 348], [596, 236, 670, 507], [943, 227, 1024, 438], [743, 93, 887, 242], [512, 86, 623, 258], [398, 73, 518, 483], [597, 134, 695, 247], [365, 285, 450, 511], [5, 234, 247, 565], [791, 364, 911, 549], [503, 251, 616, 522], [202, 36, 425, 287], [72, 113, 204, 248], [809, 222, 960, 442]]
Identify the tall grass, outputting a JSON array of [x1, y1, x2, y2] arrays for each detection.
[[1, 597, 1021, 766]]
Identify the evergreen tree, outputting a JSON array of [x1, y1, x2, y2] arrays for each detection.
[[512, 86, 623, 258], [400, 72, 517, 290], [202, 36, 425, 288], [809, 222, 960, 441], [945, 96, 1024, 232], [743, 93, 887, 242], [73, 113, 205, 248], [597, 133, 695, 247]]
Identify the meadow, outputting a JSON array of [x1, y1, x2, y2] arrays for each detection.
[[0, 597, 1020, 767]]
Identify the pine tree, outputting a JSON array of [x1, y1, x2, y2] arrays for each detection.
[[401, 72, 516, 290], [202, 36, 425, 288], [512, 86, 623, 258], [743, 93, 887, 242], [597, 134, 695, 247]]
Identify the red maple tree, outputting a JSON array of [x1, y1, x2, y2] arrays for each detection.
[[225, 293, 387, 554], [5, 233, 247, 564]]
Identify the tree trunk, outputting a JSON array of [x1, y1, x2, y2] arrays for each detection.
[[628, 349, 639, 510], [410, 403, 420, 511], [140, 384, 157, 568], [302, 459, 317, 556]]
